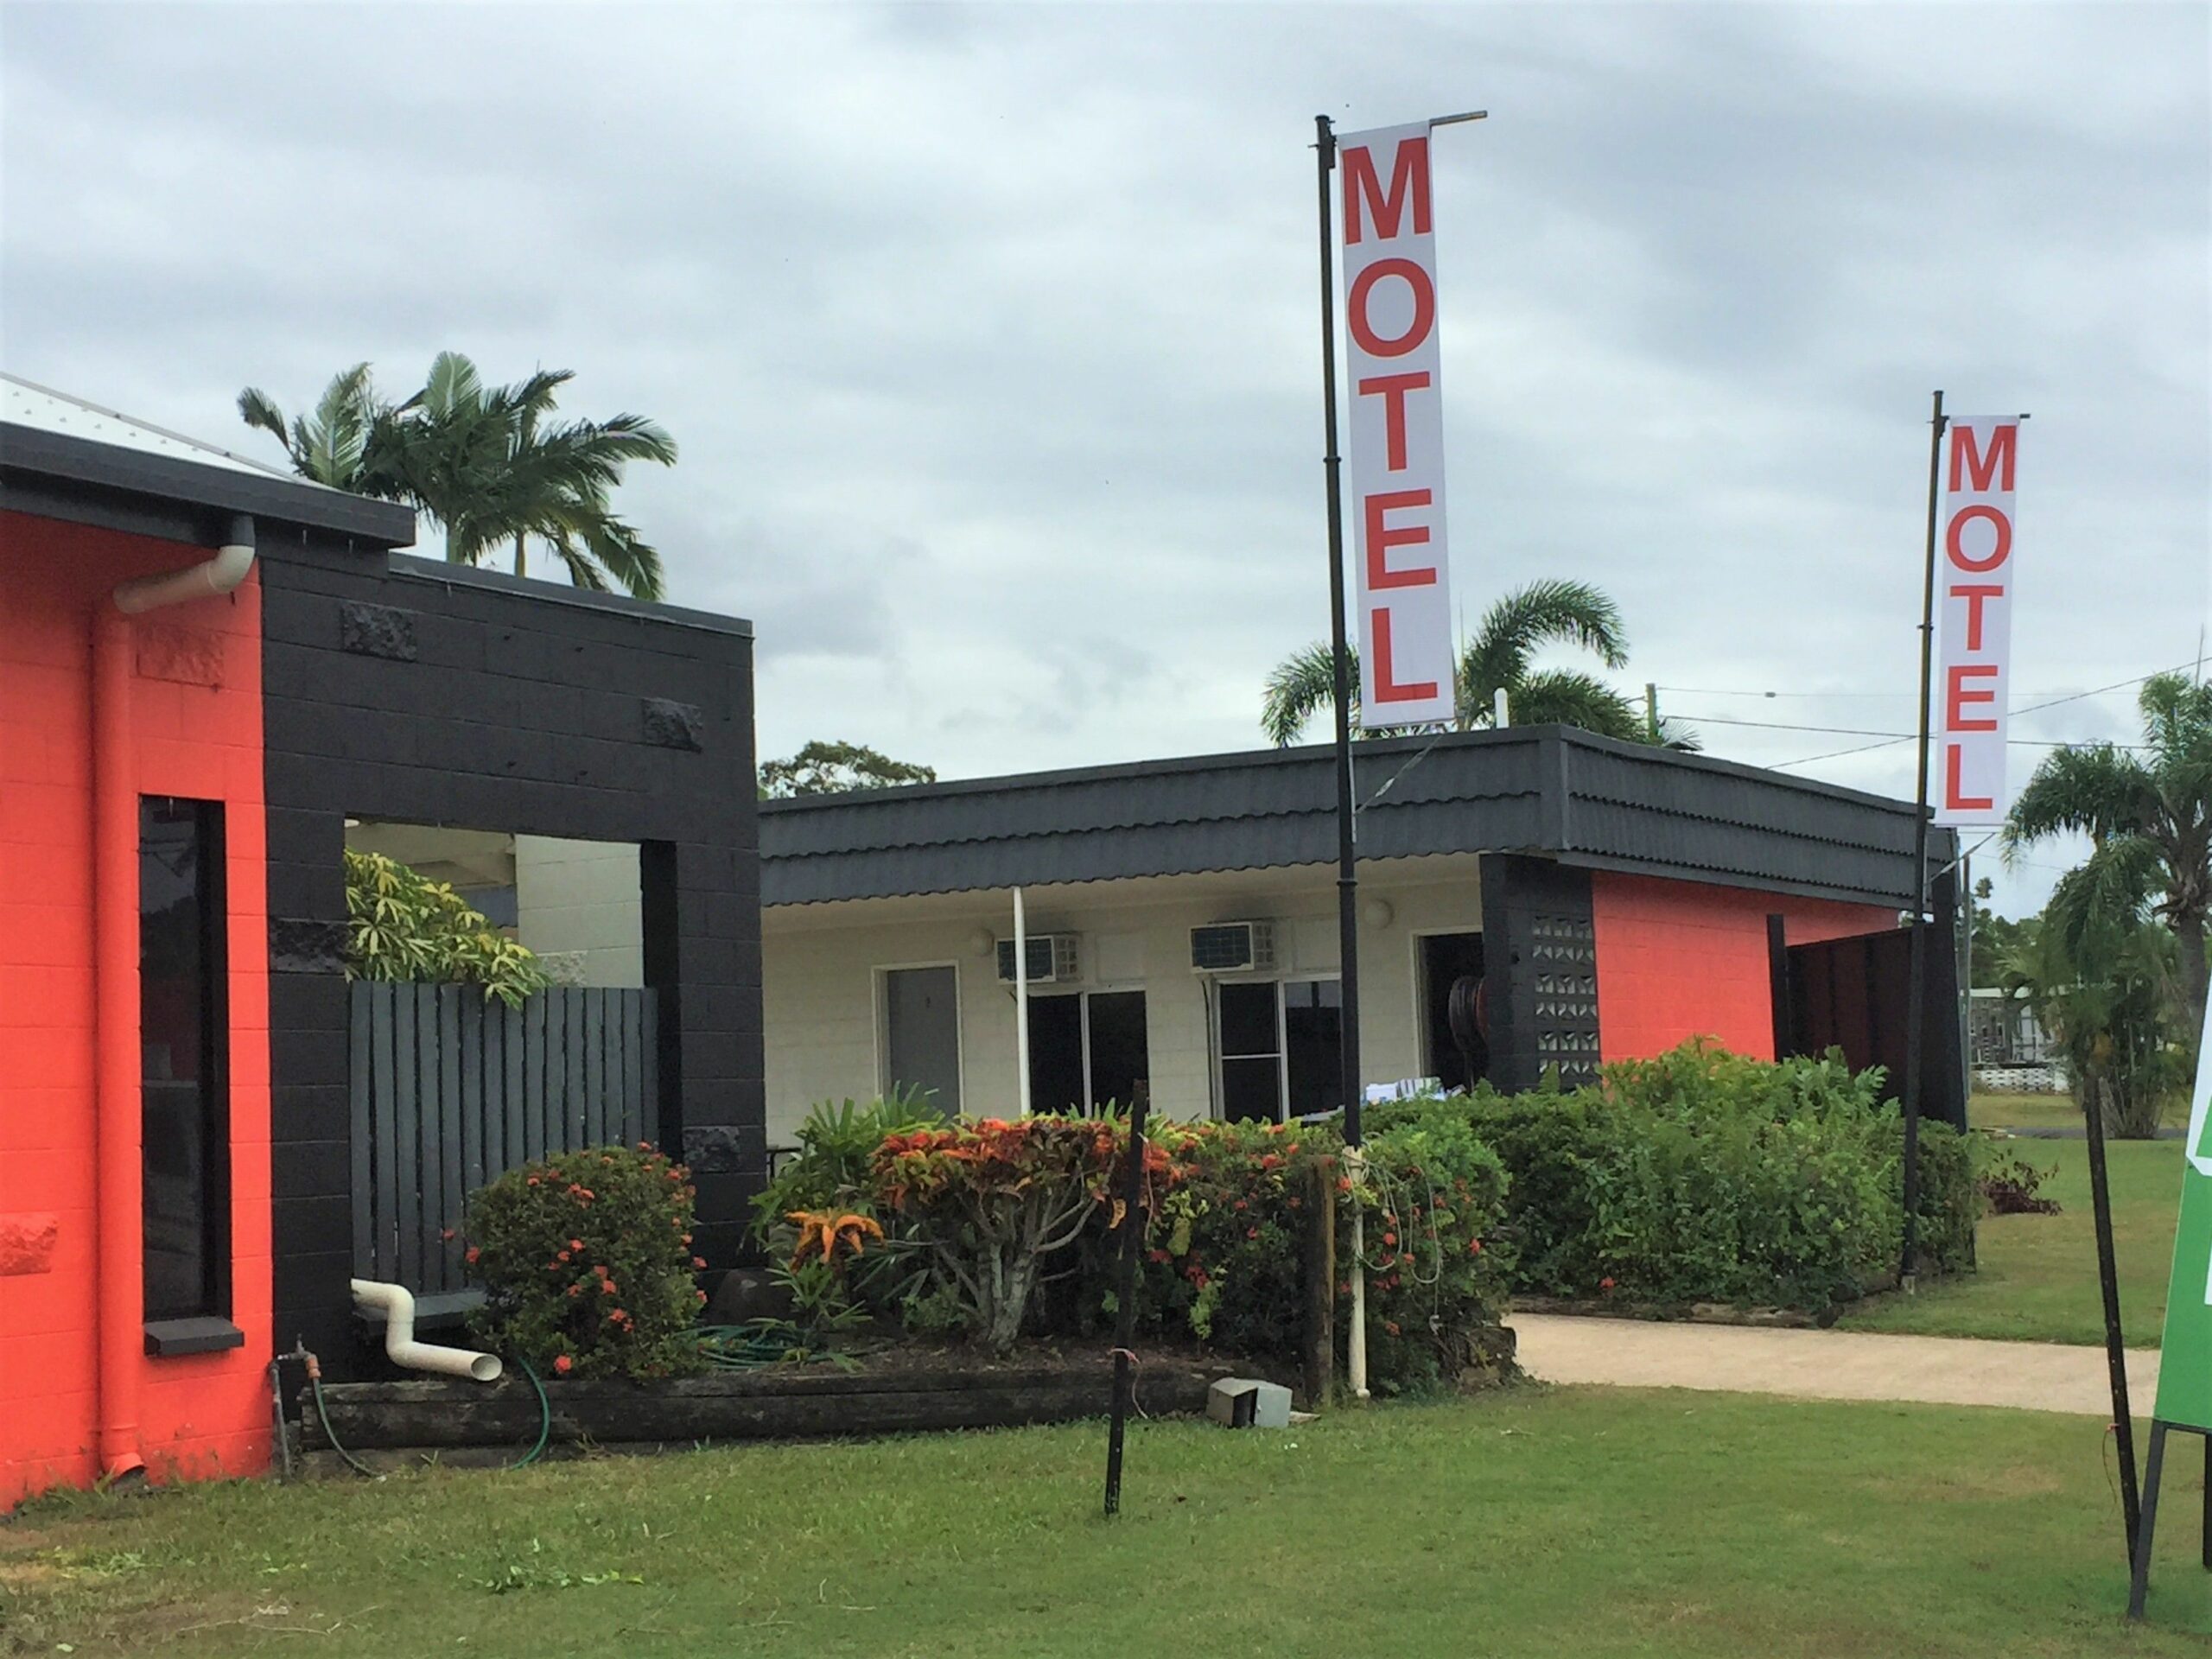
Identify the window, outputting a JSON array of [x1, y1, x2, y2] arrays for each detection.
[[1027, 990, 1151, 1115], [140, 797, 229, 1325], [1215, 979, 1343, 1123], [882, 965, 962, 1116]]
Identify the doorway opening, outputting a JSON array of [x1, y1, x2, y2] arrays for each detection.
[[1419, 931, 1487, 1090], [881, 965, 962, 1117]]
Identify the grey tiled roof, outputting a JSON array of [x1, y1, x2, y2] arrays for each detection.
[[760, 727, 1952, 910]]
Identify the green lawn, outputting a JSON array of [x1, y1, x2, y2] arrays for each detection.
[[1971, 1090, 2098, 1134], [1839, 1125, 2182, 1347], [4, 1388, 2209, 1656]]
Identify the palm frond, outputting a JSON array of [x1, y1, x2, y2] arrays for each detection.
[[1262, 640, 1351, 747], [237, 386, 294, 456], [1507, 669, 1646, 741], [2002, 743, 2154, 857]]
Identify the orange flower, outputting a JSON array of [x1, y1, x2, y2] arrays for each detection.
[[786, 1209, 885, 1268], [553, 1354, 573, 1376]]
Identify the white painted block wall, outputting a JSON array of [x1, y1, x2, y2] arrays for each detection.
[[760, 858, 1484, 1145]]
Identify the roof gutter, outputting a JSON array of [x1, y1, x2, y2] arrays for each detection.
[[91, 513, 257, 1481]]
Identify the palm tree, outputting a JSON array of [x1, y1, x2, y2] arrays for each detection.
[[2004, 870, 2186, 1138], [240, 353, 677, 600], [237, 364, 402, 492], [1261, 578, 1695, 748], [2005, 671, 2212, 1030]]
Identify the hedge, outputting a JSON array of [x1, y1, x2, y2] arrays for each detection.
[[1374, 1042, 1979, 1311]]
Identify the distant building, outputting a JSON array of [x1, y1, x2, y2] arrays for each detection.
[[758, 729, 1967, 1146]]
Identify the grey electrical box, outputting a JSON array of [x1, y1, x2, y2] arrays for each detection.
[[1205, 1376, 1293, 1429]]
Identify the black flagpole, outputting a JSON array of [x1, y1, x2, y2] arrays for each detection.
[[1315, 113, 1363, 1152], [1901, 388, 1945, 1289]]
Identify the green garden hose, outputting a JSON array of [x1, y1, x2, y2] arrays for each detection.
[[308, 1350, 550, 1476]]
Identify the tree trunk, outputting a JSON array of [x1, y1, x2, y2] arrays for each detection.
[[2177, 907, 2208, 1048], [985, 1252, 1038, 1355], [514, 532, 528, 582]]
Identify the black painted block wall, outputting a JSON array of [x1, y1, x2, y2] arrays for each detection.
[[1478, 855, 1601, 1094], [259, 548, 762, 1372]]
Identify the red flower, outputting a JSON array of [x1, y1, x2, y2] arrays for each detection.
[[553, 1354, 573, 1376], [611, 1307, 628, 1322], [1232, 1199, 1247, 1211], [1337, 1175, 1352, 1192], [1383, 1320, 1402, 1338], [691, 1255, 708, 1270], [566, 1284, 581, 1297], [440, 1227, 456, 1242], [569, 1239, 582, 1252], [1382, 1231, 1397, 1247], [1599, 1276, 1617, 1292], [556, 1250, 570, 1264], [1468, 1238, 1484, 1255], [1246, 1226, 1260, 1240], [1147, 1249, 1171, 1264], [465, 1245, 481, 1265], [594, 1263, 609, 1277]]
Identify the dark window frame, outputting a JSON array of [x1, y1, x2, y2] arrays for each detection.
[[139, 795, 232, 1331]]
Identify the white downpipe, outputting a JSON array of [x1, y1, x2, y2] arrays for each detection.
[[1493, 686, 1509, 728], [114, 515, 256, 613], [1344, 1146, 1370, 1400], [1013, 887, 1032, 1116], [350, 1279, 504, 1382]]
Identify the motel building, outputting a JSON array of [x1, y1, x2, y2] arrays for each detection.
[[758, 728, 1969, 1148]]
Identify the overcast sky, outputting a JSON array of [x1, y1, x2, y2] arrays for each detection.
[[5, 1, 2206, 918]]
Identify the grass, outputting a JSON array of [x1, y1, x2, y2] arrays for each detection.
[[3, 1387, 2209, 1656], [1970, 1090, 2101, 1134], [1836, 1096, 2182, 1347]]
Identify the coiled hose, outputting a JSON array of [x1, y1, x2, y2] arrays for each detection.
[[306, 1349, 550, 1476]]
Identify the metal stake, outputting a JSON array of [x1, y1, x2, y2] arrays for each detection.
[[2086, 1081, 2144, 1562]]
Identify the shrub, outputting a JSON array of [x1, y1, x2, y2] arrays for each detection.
[[467, 1144, 705, 1378], [1344, 1107, 1514, 1392], [1977, 1152, 2061, 1217], [1126, 1119, 1332, 1359], [874, 1116, 1164, 1353], [1398, 1042, 1979, 1311], [344, 848, 549, 1006]]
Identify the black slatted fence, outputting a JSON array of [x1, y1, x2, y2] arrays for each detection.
[[350, 982, 658, 1296]]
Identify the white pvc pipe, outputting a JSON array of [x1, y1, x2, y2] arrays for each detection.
[[114, 517, 256, 614], [350, 1279, 503, 1382], [1493, 686, 1509, 728], [1344, 1147, 1370, 1400], [1013, 887, 1032, 1116]]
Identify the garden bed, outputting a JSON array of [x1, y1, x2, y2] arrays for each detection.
[[296, 1348, 1247, 1470]]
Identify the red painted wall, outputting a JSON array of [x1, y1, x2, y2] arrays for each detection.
[[1, 511, 270, 1509], [1590, 871, 1897, 1064]]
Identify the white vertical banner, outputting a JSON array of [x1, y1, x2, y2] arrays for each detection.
[[1933, 416, 2022, 824], [1340, 122, 1456, 728]]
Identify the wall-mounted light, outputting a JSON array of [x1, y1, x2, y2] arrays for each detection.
[[969, 925, 996, 957], [1362, 898, 1395, 930]]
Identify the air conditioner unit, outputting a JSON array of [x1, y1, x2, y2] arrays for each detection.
[[997, 933, 1080, 985], [1190, 921, 1277, 975]]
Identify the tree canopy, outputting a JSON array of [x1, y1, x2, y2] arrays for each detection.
[[240, 353, 676, 599], [760, 740, 938, 798], [2005, 671, 2212, 1032], [1260, 579, 1694, 749]]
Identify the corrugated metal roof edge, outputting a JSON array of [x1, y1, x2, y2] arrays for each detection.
[[759, 725, 1927, 824], [1, 418, 420, 546]]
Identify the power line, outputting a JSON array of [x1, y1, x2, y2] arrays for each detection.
[[1762, 660, 2199, 771], [1673, 711, 2150, 747]]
